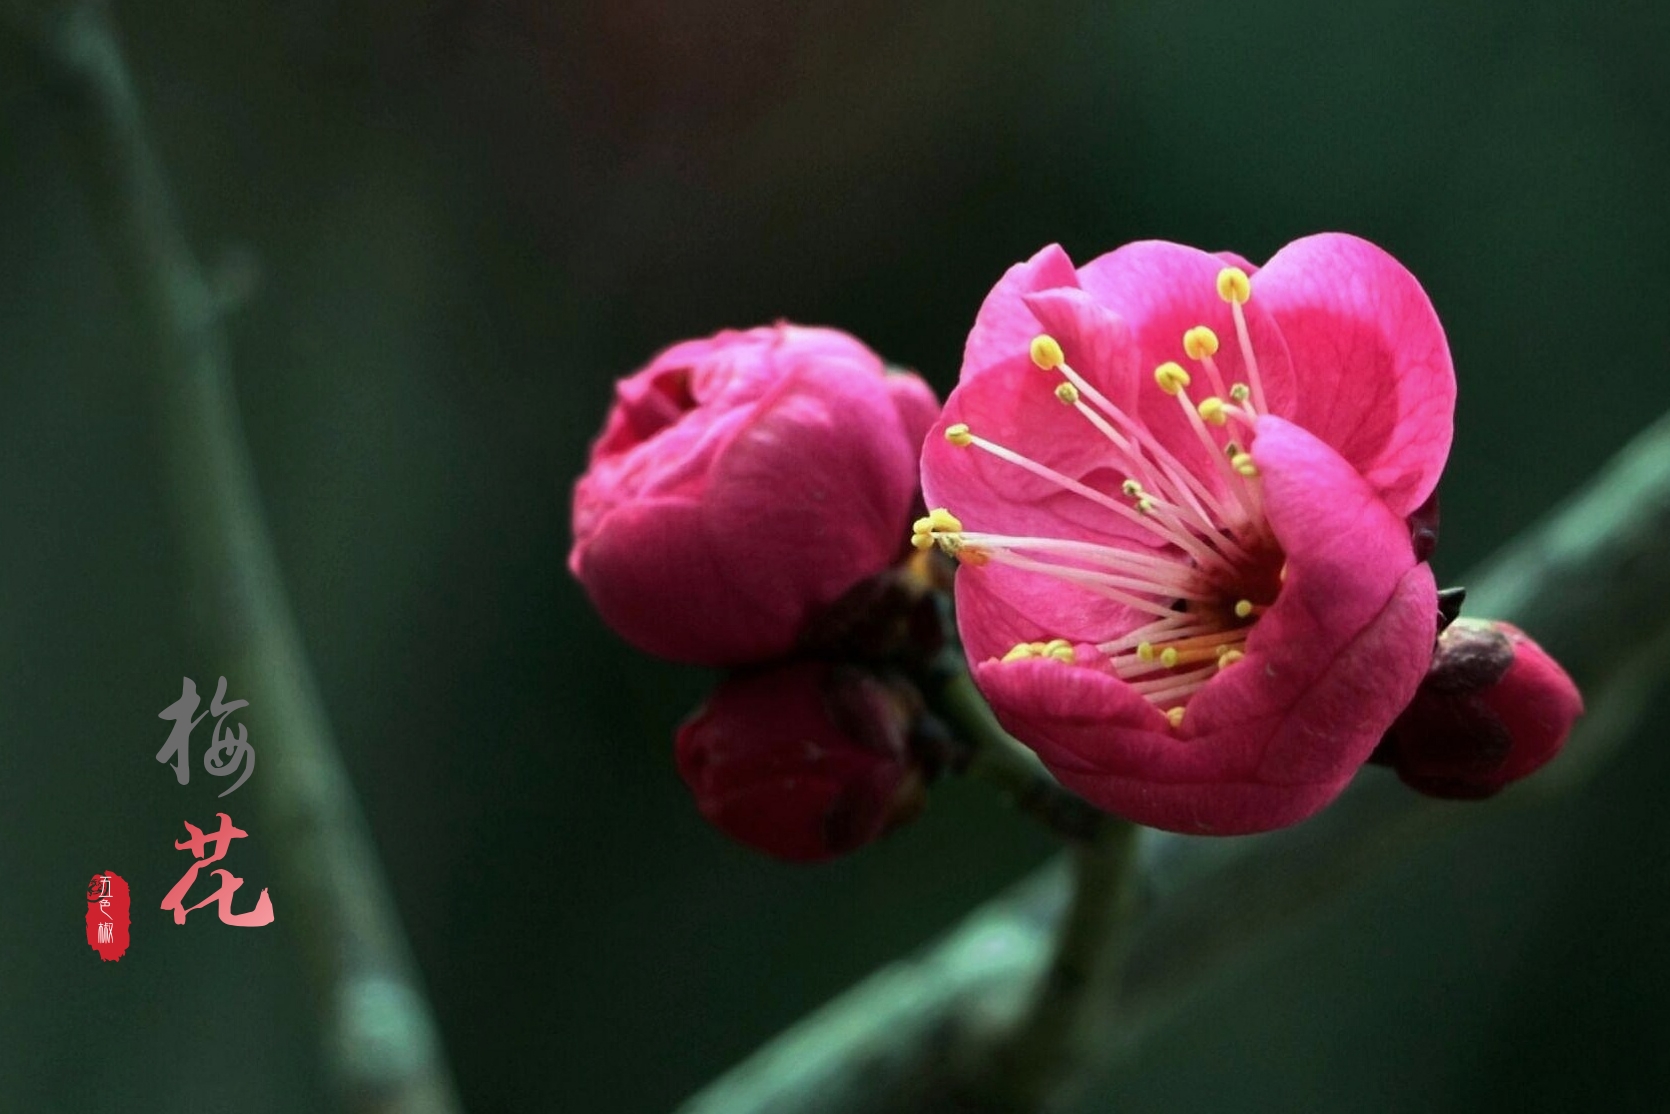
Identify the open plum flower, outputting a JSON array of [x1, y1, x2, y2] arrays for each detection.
[[917, 235, 1455, 834]]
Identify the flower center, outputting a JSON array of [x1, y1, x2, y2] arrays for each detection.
[[916, 266, 1282, 729]]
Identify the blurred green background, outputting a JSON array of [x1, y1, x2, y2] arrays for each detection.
[[4, 1, 1669, 1110]]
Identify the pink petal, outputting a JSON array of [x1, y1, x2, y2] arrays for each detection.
[[925, 299, 1165, 662], [952, 559, 1150, 666], [962, 244, 1081, 376], [578, 359, 921, 665], [1491, 624, 1584, 784], [577, 402, 751, 528], [710, 359, 923, 586], [576, 494, 797, 664], [1215, 249, 1259, 274], [1073, 240, 1297, 497], [1190, 416, 1437, 784], [923, 292, 1179, 663], [1020, 287, 1142, 416], [1253, 233, 1455, 517], [970, 417, 1436, 835], [921, 352, 1157, 549], [972, 659, 1352, 833]]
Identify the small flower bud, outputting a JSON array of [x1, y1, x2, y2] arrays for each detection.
[[1373, 619, 1583, 799], [675, 661, 932, 862], [570, 325, 939, 666]]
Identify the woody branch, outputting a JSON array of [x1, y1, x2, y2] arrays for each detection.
[[676, 408, 1670, 1114], [0, 4, 464, 1112]]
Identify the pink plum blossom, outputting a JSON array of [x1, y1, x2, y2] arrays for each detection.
[[1374, 619, 1583, 799], [571, 324, 937, 666], [916, 235, 1455, 834], [675, 660, 930, 862]]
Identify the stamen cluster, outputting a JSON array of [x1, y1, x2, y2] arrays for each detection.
[[919, 234, 1456, 833], [913, 266, 1281, 727]]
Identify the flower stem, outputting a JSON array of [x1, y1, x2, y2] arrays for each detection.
[[4, 6, 463, 1112], [964, 817, 1142, 1112], [931, 666, 1108, 843], [678, 408, 1670, 1114], [927, 661, 1145, 1111]]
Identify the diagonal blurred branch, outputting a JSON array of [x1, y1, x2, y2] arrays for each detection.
[[678, 410, 1670, 1114], [2, 5, 464, 1112]]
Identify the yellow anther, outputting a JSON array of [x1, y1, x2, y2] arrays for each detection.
[[1183, 326, 1220, 360], [1229, 383, 1251, 403], [1160, 647, 1180, 669], [1003, 639, 1068, 664], [1233, 599, 1255, 619], [945, 422, 973, 447], [1197, 396, 1228, 426], [926, 507, 963, 533], [1121, 479, 1144, 497], [1030, 334, 1065, 371], [1137, 641, 1156, 662], [1166, 706, 1186, 728], [1217, 266, 1252, 305], [1054, 382, 1080, 406], [1154, 361, 1191, 396], [1217, 649, 1245, 668], [914, 507, 968, 555], [1232, 452, 1259, 477], [1136, 496, 1155, 515]]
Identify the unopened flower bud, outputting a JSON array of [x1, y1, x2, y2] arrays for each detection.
[[675, 661, 932, 862], [1374, 619, 1583, 799], [570, 324, 939, 666]]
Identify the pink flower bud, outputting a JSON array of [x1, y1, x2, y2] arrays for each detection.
[[1376, 619, 1583, 798], [674, 661, 929, 862], [571, 324, 938, 666]]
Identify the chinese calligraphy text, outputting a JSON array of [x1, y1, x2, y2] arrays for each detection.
[[160, 813, 275, 927], [84, 871, 131, 961], [156, 676, 255, 797]]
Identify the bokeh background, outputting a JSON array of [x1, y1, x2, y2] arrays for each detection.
[[5, 1, 1669, 1110]]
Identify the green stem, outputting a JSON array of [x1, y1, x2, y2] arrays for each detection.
[[934, 667, 1108, 843], [967, 819, 1142, 1112], [929, 664, 1144, 1111], [5, 6, 463, 1112], [678, 406, 1670, 1114]]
